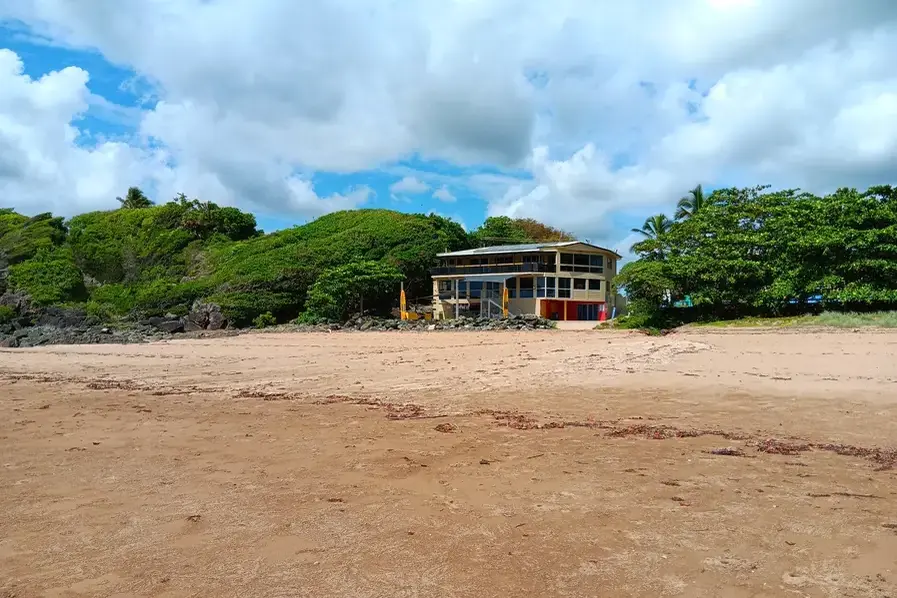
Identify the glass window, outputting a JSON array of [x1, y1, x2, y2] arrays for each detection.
[[589, 255, 604, 267], [574, 254, 589, 266], [558, 277, 571, 298], [494, 255, 513, 264], [560, 253, 574, 264], [545, 276, 556, 298], [573, 279, 586, 290], [458, 281, 467, 294], [519, 277, 534, 298], [588, 279, 601, 290]]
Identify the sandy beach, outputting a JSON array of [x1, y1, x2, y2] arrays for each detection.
[[2, 328, 896, 597]]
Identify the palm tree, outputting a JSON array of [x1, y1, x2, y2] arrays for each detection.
[[675, 184, 706, 220], [630, 213, 672, 255], [631, 213, 671, 242], [116, 187, 154, 209]]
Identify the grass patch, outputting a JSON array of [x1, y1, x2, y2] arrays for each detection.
[[694, 311, 897, 329], [813, 311, 897, 328], [696, 315, 815, 328]]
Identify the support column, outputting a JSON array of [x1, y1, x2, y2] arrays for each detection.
[[454, 279, 459, 319]]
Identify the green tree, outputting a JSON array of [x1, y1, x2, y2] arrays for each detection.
[[675, 184, 707, 220], [470, 216, 530, 246], [618, 184, 897, 324], [305, 260, 403, 322], [513, 218, 576, 242], [116, 187, 154, 209]]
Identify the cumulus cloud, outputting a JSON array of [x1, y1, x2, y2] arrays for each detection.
[[0, 49, 168, 215], [0, 47, 366, 218], [2, 0, 896, 233], [389, 176, 430, 195], [433, 186, 457, 203]]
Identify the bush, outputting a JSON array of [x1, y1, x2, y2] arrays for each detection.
[[0, 304, 14, 325], [84, 301, 117, 323], [252, 311, 277, 328], [8, 249, 86, 306], [0, 210, 67, 265], [293, 311, 326, 326], [207, 290, 297, 328]]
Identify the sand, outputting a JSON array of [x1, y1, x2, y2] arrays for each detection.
[[1, 328, 896, 597]]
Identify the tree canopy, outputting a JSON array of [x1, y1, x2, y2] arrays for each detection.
[[471, 216, 575, 246], [616, 184, 897, 323]]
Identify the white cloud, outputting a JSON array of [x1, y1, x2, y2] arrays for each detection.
[[389, 176, 430, 195], [432, 186, 456, 203], [1, 0, 896, 231], [0, 48, 366, 218], [0, 49, 167, 215]]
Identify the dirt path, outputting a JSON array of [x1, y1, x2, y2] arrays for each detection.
[[2, 330, 896, 597]]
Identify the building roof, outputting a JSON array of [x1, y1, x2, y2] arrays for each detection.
[[438, 241, 622, 259]]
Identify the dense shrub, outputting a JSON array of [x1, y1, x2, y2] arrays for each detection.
[[207, 290, 297, 327], [8, 248, 86, 306], [305, 260, 403, 322], [252, 311, 277, 329], [0, 209, 67, 264]]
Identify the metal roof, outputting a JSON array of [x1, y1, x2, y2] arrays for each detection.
[[437, 241, 622, 259]]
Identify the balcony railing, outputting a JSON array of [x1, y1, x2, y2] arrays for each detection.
[[430, 262, 555, 276]]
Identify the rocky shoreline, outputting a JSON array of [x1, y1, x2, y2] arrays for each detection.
[[1, 300, 556, 348]]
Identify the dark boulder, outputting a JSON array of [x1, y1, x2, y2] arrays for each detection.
[[187, 300, 227, 331]]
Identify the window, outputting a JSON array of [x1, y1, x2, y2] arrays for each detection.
[[494, 255, 513, 264], [560, 253, 574, 272], [458, 281, 467, 294], [588, 279, 601, 291], [438, 280, 452, 292], [559, 252, 606, 273], [469, 281, 482, 298], [558, 277, 571, 298], [537, 277, 556, 298], [523, 254, 539, 263], [573, 278, 586, 290], [519, 277, 534, 298]]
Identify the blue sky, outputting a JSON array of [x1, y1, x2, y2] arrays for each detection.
[[1, 1, 895, 257]]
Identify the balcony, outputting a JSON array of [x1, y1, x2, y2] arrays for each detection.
[[430, 262, 555, 276]]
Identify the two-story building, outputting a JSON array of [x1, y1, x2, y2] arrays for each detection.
[[430, 241, 621, 321]]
